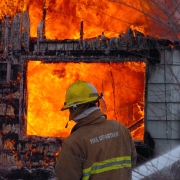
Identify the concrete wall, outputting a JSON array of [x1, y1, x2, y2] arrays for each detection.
[[145, 49, 180, 155]]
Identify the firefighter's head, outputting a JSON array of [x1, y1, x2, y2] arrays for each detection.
[[61, 80, 104, 121]]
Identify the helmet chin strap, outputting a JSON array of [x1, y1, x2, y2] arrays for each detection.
[[65, 120, 71, 128], [65, 104, 77, 128], [65, 103, 89, 128]]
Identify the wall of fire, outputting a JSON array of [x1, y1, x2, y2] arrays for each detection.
[[0, 11, 179, 168]]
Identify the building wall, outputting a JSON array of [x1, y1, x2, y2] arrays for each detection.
[[146, 49, 180, 155], [0, 63, 62, 168]]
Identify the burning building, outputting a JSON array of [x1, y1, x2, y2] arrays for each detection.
[[0, 0, 180, 179]]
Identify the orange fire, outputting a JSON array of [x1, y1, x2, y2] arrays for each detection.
[[27, 61, 146, 140], [0, 0, 179, 40], [4, 139, 16, 150]]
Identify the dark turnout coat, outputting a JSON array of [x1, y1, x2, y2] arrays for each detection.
[[55, 110, 137, 180]]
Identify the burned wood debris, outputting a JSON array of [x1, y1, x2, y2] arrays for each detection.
[[0, 11, 178, 64], [0, 62, 62, 174], [0, 166, 56, 180]]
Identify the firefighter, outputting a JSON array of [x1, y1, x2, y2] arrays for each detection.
[[55, 80, 137, 180]]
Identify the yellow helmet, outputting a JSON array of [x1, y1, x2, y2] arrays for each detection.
[[61, 81, 100, 110]]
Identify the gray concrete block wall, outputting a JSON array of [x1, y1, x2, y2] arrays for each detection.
[[146, 49, 180, 155]]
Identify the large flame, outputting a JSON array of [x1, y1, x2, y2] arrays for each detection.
[[0, 0, 179, 40], [27, 61, 146, 139]]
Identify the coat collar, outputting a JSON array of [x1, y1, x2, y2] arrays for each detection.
[[71, 110, 107, 134], [74, 107, 100, 121]]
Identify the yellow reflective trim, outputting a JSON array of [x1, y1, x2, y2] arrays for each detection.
[[83, 166, 92, 174], [82, 156, 132, 180], [83, 156, 131, 173], [91, 163, 131, 174], [82, 176, 90, 180]]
